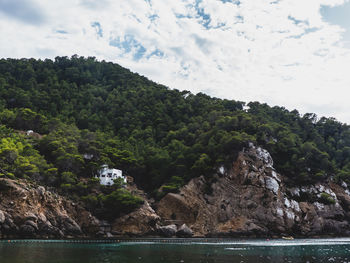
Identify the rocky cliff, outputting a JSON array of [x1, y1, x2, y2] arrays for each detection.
[[155, 143, 350, 237], [2, 143, 350, 238], [0, 178, 100, 239]]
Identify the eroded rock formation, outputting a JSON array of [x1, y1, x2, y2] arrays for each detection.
[[2, 143, 350, 238], [156, 144, 350, 237], [0, 178, 99, 239]]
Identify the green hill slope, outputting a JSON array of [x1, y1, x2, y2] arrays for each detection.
[[0, 55, 350, 214]]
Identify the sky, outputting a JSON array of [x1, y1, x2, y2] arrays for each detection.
[[0, 0, 350, 123]]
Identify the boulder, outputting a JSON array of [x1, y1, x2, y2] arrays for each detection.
[[96, 231, 105, 237], [2, 217, 18, 235], [2, 223, 18, 236], [323, 220, 349, 234], [158, 224, 177, 237], [25, 213, 37, 222], [246, 222, 266, 235], [20, 224, 36, 237], [63, 218, 82, 235], [25, 220, 38, 231], [112, 201, 160, 236], [176, 224, 193, 238], [37, 213, 47, 223], [106, 232, 114, 238], [39, 221, 58, 236]]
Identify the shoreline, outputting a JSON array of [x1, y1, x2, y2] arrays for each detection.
[[1, 236, 350, 242]]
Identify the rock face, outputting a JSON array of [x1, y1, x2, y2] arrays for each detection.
[[155, 144, 350, 237], [2, 143, 350, 238], [111, 201, 160, 236], [0, 179, 100, 239]]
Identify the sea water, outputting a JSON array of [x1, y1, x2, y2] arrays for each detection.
[[0, 238, 350, 263]]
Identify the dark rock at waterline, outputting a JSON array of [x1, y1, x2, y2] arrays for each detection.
[[176, 224, 193, 237], [39, 222, 59, 236], [24, 220, 38, 231], [19, 224, 36, 237], [157, 224, 177, 237], [62, 217, 82, 235]]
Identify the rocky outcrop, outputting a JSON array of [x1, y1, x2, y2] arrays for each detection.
[[2, 143, 350, 238], [155, 143, 350, 237], [111, 201, 160, 236], [0, 178, 100, 239]]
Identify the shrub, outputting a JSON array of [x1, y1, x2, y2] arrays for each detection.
[[320, 193, 336, 205]]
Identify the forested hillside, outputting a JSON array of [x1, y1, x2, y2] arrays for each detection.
[[0, 56, 349, 215]]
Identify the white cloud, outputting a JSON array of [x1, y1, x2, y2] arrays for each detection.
[[1, 0, 350, 122]]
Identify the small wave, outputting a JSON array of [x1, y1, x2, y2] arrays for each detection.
[[224, 248, 247, 250]]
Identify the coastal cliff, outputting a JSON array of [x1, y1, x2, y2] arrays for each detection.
[[2, 144, 349, 239], [155, 144, 350, 237], [0, 178, 100, 239]]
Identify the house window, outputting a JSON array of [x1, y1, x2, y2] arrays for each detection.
[[101, 174, 105, 177]]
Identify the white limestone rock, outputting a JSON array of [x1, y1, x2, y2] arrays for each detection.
[[271, 170, 281, 183], [290, 200, 301, 212], [276, 208, 284, 217], [265, 177, 279, 195], [341, 181, 348, 189], [289, 187, 300, 198], [284, 198, 291, 208], [256, 147, 273, 167], [313, 202, 325, 211], [218, 166, 225, 175], [285, 210, 295, 221]]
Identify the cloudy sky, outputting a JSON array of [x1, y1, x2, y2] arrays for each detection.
[[0, 0, 350, 122]]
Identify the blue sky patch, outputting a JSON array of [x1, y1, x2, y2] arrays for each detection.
[[175, 13, 192, 19], [219, 0, 241, 5], [0, 0, 45, 25], [91, 22, 103, 37], [147, 49, 164, 59], [56, 30, 68, 34], [149, 14, 159, 22], [288, 16, 309, 26], [321, 3, 350, 42], [109, 34, 147, 60], [194, 0, 211, 29]]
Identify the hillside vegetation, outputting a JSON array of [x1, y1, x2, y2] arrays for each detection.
[[0, 56, 349, 215]]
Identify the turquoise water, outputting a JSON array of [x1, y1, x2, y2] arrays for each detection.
[[0, 238, 350, 262]]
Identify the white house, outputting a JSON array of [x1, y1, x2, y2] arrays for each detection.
[[95, 164, 125, 186]]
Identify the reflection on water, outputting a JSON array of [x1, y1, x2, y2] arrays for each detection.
[[0, 239, 350, 263]]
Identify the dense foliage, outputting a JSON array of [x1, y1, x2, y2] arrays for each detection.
[[0, 56, 350, 210]]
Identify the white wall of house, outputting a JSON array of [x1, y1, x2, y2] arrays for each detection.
[[95, 164, 125, 185]]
